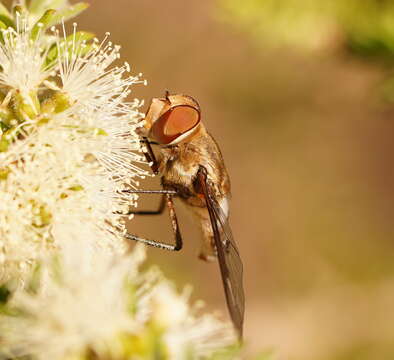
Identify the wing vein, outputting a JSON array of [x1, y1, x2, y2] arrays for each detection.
[[198, 169, 245, 339]]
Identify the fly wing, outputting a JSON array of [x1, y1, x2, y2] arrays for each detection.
[[198, 168, 245, 339]]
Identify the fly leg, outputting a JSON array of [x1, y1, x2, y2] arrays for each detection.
[[115, 190, 176, 216], [128, 194, 165, 215], [120, 191, 183, 252], [141, 137, 159, 175], [119, 135, 181, 250]]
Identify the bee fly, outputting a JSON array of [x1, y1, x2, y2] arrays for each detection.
[[121, 91, 245, 339]]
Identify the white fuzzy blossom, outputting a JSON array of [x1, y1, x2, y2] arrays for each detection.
[[1, 241, 145, 359], [151, 282, 237, 359], [0, 14, 52, 105], [0, 16, 149, 283], [0, 242, 236, 360]]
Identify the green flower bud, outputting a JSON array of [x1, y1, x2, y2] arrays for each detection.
[[0, 137, 9, 152], [0, 105, 13, 127], [0, 125, 20, 151], [32, 203, 52, 228], [39, 92, 72, 125], [13, 90, 40, 121], [42, 92, 71, 113], [52, 92, 72, 113], [0, 167, 10, 180], [12, 5, 24, 17], [0, 92, 13, 127], [68, 185, 84, 191], [93, 128, 108, 136]]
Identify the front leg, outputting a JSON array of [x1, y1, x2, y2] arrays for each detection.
[[141, 137, 159, 175]]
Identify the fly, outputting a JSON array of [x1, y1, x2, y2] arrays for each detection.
[[120, 91, 245, 339]]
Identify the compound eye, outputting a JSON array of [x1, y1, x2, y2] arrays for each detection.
[[151, 106, 200, 144], [164, 106, 199, 136]]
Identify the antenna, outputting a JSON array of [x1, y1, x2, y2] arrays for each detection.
[[164, 90, 171, 104]]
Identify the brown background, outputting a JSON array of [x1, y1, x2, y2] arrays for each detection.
[[58, 1, 394, 358]]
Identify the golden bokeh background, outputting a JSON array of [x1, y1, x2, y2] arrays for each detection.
[[74, 1, 394, 359]]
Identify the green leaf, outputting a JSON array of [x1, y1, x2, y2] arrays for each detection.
[[28, 0, 47, 14], [49, 2, 89, 26], [29, 0, 72, 15], [0, 121, 8, 132], [31, 9, 56, 41], [0, 20, 7, 43], [29, 0, 66, 14], [0, 14, 14, 29], [45, 31, 95, 66]]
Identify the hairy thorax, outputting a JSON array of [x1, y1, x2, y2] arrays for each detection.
[[158, 125, 231, 208]]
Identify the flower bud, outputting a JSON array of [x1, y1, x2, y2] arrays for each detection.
[[32, 203, 52, 228], [0, 105, 13, 128], [0, 167, 10, 180], [0, 136, 9, 152], [13, 90, 40, 120]]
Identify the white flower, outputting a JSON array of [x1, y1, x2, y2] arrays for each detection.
[[0, 13, 52, 110], [0, 241, 147, 360], [0, 242, 236, 360], [0, 19, 149, 283], [56, 25, 146, 110], [150, 282, 237, 359]]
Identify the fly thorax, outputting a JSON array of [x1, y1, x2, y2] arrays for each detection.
[[172, 161, 197, 180]]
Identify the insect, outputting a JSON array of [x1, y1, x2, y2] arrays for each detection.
[[121, 91, 245, 339]]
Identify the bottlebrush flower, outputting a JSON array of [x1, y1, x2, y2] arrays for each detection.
[[0, 242, 237, 360], [0, 19, 52, 109], [0, 12, 149, 284], [0, 241, 145, 359], [150, 282, 237, 359]]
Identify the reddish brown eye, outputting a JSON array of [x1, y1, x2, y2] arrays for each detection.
[[151, 106, 200, 144], [164, 106, 199, 136]]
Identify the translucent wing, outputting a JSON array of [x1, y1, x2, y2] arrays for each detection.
[[198, 168, 245, 339]]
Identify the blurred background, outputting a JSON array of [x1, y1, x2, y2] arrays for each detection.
[[76, 1, 394, 359]]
